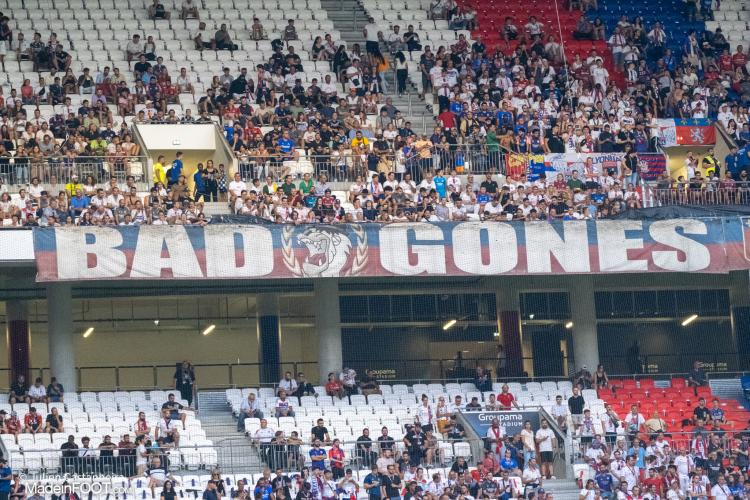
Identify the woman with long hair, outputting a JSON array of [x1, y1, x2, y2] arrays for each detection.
[[394, 51, 408, 97]]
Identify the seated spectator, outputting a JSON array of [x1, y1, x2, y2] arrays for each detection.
[[358, 369, 381, 396], [274, 390, 295, 417], [156, 408, 180, 446], [9, 374, 29, 404], [161, 393, 188, 430], [325, 372, 345, 399], [277, 371, 298, 396], [465, 397, 483, 410], [148, 0, 170, 19], [214, 24, 237, 52], [23, 406, 43, 434], [237, 393, 263, 432], [340, 367, 358, 396], [180, 0, 199, 19], [311, 418, 331, 444], [45, 407, 64, 434], [573, 366, 594, 389], [146, 457, 177, 496], [694, 397, 711, 424], [292, 373, 316, 398], [28, 377, 47, 403], [4, 411, 21, 438], [593, 364, 609, 389], [126, 34, 144, 66]]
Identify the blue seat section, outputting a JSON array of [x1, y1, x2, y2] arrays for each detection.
[[585, 0, 707, 57]]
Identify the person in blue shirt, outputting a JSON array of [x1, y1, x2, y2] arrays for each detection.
[[169, 151, 184, 186], [309, 440, 327, 471], [476, 187, 491, 204], [193, 163, 207, 202], [253, 477, 273, 500], [434, 170, 447, 198], [499, 449, 518, 472], [0, 458, 11, 500], [628, 439, 646, 469], [69, 189, 90, 218], [595, 466, 615, 499], [726, 146, 741, 179], [363, 463, 382, 500], [278, 131, 297, 160]]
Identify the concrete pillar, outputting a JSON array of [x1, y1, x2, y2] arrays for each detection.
[[6, 299, 31, 386], [47, 283, 76, 392], [496, 283, 523, 378], [569, 276, 599, 372], [316, 279, 342, 384], [256, 293, 281, 385]]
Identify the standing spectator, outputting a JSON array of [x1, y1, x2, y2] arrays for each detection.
[[568, 387, 586, 427], [474, 367, 492, 392], [363, 463, 381, 500], [173, 360, 195, 407], [498, 384, 520, 410], [486, 418, 506, 462], [0, 458, 11, 500], [688, 361, 708, 395], [536, 420, 556, 479], [329, 439, 345, 479]]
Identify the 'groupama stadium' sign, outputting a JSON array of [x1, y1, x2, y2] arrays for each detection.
[[32, 218, 750, 281]]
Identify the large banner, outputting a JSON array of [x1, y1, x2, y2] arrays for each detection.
[[656, 118, 716, 147], [31, 219, 750, 282], [505, 152, 667, 181], [461, 410, 541, 437]]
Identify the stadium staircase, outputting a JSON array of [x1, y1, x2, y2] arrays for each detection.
[[321, 0, 436, 133], [197, 391, 264, 473]]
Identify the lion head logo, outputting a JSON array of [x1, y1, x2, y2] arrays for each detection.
[[282, 225, 368, 278]]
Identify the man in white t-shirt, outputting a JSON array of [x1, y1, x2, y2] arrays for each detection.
[[274, 390, 295, 418], [28, 378, 47, 403], [156, 408, 180, 446], [535, 420, 556, 479], [363, 17, 381, 54], [125, 34, 144, 66], [229, 172, 247, 200]]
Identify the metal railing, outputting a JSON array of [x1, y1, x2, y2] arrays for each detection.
[[235, 145, 513, 183], [5, 444, 220, 477], [0, 155, 149, 186], [647, 184, 750, 206]]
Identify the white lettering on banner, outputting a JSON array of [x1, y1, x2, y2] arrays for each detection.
[[649, 219, 710, 271], [204, 226, 274, 277], [130, 226, 203, 278], [597, 220, 648, 271], [55, 227, 126, 279], [525, 221, 590, 273], [452, 222, 518, 274], [379, 223, 446, 275]]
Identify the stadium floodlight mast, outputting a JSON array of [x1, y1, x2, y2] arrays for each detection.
[[681, 314, 698, 327]]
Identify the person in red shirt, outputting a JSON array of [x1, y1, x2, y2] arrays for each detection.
[[438, 109, 456, 129], [328, 439, 346, 479], [732, 45, 747, 69], [23, 407, 43, 434], [497, 383, 520, 410], [482, 450, 500, 474], [325, 372, 345, 399], [719, 49, 734, 75]]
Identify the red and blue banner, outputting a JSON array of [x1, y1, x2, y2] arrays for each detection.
[[31, 218, 750, 281], [506, 152, 666, 181], [657, 118, 716, 147]]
